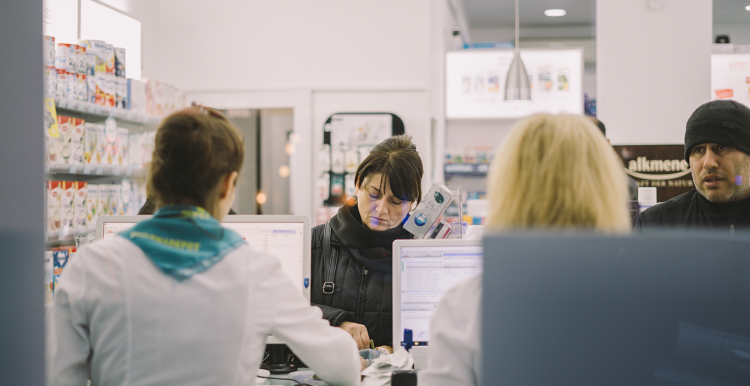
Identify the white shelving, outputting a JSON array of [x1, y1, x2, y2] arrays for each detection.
[[45, 163, 146, 178], [55, 97, 162, 126]]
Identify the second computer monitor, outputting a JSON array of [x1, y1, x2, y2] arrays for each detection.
[[392, 239, 483, 369]]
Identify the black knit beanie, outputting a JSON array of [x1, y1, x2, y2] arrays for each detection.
[[684, 100, 750, 162]]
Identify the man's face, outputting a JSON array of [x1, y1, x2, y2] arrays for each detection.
[[689, 143, 750, 203]]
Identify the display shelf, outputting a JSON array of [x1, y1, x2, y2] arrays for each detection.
[[54, 97, 161, 126], [45, 163, 145, 179], [444, 163, 489, 178], [45, 227, 94, 247]]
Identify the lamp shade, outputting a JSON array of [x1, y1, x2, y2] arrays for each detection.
[[504, 50, 531, 101]]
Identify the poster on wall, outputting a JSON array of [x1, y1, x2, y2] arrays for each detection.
[[613, 145, 695, 203], [446, 49, 584, 119], [711, 54, 750, 109]]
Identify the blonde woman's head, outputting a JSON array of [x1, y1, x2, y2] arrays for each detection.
[[486, 113, 630, 233]]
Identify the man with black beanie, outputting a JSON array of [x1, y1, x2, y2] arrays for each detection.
[[635, 100, 750, 233]]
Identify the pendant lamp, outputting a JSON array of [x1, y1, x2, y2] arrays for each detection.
[[504, 0, 531, 100]]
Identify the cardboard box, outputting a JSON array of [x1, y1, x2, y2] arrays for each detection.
[[87, 184, 99, 225], [118, 128, 129, 165], [43, 35, 55, 66], [44, 65, 57, 97], [96, 124, 107, 164], [74, 181, 88, 230], [114, 47, 126, 78], [71, 118, 85, 165], [47, 181, 62, 232], [55, 43, 72, 72], [76, 73, 87, 101], [84, 122, 97, 164], [105, 119, 117, 165], [55, 68, 68, 99], [57, 115, 73, 164], [403, 182, 454, 239], [61, 181, 76, 232], [98, 184, 109, 216], [109, 184, 121, 216]]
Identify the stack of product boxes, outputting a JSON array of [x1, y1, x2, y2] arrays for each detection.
[[43, 34, 186, 115], [46, 115, 156, 169]]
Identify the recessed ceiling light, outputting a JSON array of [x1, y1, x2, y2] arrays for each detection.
[[544, 9, 566, 17], [746, 5, 750, 10]]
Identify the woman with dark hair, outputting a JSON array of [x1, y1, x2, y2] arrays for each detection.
[[311, 134, 424, 351], [48, 107, 360, 386]]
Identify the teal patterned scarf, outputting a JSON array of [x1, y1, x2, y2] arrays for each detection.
[[122, 205, 245, 281]]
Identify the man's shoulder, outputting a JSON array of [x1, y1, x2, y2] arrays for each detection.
[[641, 189, 699, 216]]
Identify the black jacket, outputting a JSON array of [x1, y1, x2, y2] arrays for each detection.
[[635, 189, 750, 234], [310, 223, 403, 347]]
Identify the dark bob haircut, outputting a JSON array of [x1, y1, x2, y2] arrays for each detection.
[[354, 134, 423, 205]]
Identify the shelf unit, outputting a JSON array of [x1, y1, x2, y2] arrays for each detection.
[[444, 163, 489, 178], [54, 97, 161, 126]]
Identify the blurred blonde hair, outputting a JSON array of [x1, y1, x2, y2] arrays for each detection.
[[486, 114, 630, 233]]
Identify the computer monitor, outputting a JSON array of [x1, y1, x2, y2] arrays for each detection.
[[392, 239, 483, 370], [481, 232, 750, 386], [96, 215, 311, 302]]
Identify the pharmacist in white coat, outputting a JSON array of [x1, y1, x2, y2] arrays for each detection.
[[47, 106, 361, 386], [418, 114, 632, 386]]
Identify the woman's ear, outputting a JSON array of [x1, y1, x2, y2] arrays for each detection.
[[220, 171, 239, 199]]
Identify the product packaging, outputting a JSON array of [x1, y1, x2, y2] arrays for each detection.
[[331, 147, 345, 174], [67, 70, 77, 100], [94, 73, 106, 105], [344, 148, 359, 173], [57, 115, 73, 164], [55, 43, 72, 72], [114, 47, 126, 78], [43, 35, 56, 66], [74, 45, 86, 74], [44, 65, 57, 96], [128, 134, 140, 167], [109, 184, 121, 216], [116, 77, 128, 109], [87, 184, 99, 225], [74, 181, 88, 230], [427, 219, 453, 239], [55, 68, 68, 99], [104, 43, 115, 74], [61, 181, 76, 233], [404, 182, 454, 239], [319, 145, 331, 171], [121, 180, 131, 215], [47, 181, 62, 232], [84, 122, 97, 164], [97, 184, 109, 216], [344, 174, 356, 196], [69, 44, 82, 74], [44, 252, 54, 306], [317, 174, 331, 201], [53, 250, 69, 285], [358, 146, 372, 164], [118, 128, 129, 165], [76, 73, 87, 101], [87, 73, 96, 103], [78, 40, 106, 73], [95, 124, 106, 164], [71, 118, 85, 165], [104, 118, 117, 165]]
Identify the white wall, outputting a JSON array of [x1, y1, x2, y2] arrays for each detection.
[[597, 0, 713, 145], [714, 22, 750, 45], [138, 0, 437, 219]]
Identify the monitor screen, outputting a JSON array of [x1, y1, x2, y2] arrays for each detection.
[[398, 244, 483, 346], [101, 220, 305, 292]]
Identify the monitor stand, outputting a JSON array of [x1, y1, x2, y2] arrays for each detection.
[[261, 344, 296, 374]]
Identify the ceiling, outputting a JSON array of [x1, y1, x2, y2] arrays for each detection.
[[463, 0, 750, 29]]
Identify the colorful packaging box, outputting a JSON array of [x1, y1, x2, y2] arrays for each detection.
[[67, 70, 77, 99], [129, 134, 140, 167], [96, 123, 107, 164], [71, 118, 85, 165], [87, 184, 99, 225], [105, 119, 117, 165], [74, 181, 88, 230], [47, 181, 62, 232], [118, 128, 129, 165], [403, 182, 454, 239], [44, 251, 54, 306], [55, 68, 68, 99], [109, 184, 121, 216], [98, 184, 109, 216], [76, 73, 87, 101], [121, 180, 131, 215], [114, 47, 126, 78], [78, 39, 106, 73], [74, 44, 86, 74], [95, 73, 106, 105], [43, 35, 56, 66], [104, 43, 115, 74], [55, 43, 72, 72], [44, 65, 57, 96], [116, 77, 128, 109], [85, 122, 97, 164], [57, 115, 73, 164], [62, 181, 76, 232], [53, 250, 69, 285], [87, 73, 96, 103], [105, 73, 116, 107]]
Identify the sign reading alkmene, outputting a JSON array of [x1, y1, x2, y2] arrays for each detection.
[[613, 145, 694, 203]]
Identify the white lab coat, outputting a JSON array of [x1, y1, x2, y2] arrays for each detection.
[[47, 236, 361, 386], [417, 275, 482, 386]]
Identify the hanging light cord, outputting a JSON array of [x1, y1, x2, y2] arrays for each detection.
[[515, 0, 520, 50]]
